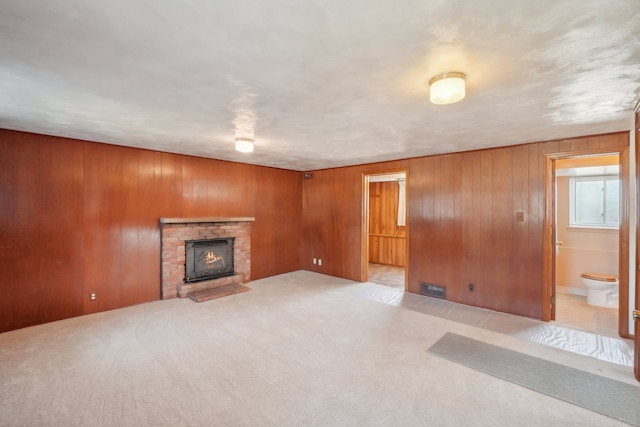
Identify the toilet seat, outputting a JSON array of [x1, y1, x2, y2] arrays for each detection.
[[580, 272, 616, 282]]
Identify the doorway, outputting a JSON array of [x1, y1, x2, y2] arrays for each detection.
[[543, 147, 630, 339], [554, 154, 621, 337], [362, 172, 407, 290]]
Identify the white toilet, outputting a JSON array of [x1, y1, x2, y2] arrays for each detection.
[[580, 272, 618, 308]]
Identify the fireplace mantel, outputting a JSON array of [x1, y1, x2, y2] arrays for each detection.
[[160, 217, 255, 224]]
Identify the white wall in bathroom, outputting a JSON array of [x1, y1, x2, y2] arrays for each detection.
[[555, 176, 619, 292]]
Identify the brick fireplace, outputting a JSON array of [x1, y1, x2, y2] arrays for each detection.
[[159, 217, 254, 300]]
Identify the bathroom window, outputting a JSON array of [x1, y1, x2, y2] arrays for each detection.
[[569, 175, 619, 228]]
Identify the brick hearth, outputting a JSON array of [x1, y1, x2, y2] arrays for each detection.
[[159, 217, 254, 299]]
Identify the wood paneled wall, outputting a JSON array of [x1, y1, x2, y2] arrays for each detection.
[[0, 128, 629, 331], [369, 182, 406, 267], [409, 146, 542, 318], [303, 132, 628, 320], [302, 161, 409, 280], [0, 129, 302, 332]]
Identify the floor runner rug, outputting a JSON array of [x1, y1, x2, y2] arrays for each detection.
[[428, 332, 640, 426]]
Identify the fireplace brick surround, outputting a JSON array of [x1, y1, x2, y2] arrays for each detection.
[[160, 217, 254, 299]]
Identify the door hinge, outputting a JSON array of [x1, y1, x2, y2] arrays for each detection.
[[551, 296, 556, 305], [633, 310, 640, 321]]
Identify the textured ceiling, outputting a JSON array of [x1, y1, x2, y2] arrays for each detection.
[[1, 1, 639, 171]]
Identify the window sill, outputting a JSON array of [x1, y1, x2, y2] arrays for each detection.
[[566, 225, 619, 233]]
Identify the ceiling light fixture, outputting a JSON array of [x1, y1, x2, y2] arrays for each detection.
[[429, 72, 466, 105], [235, 137, 254, 153]]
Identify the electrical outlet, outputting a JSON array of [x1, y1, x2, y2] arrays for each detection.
[[313, 258, 317, 265], [318, 259, 322, 266], [516, 211, 525, 221], [90, 293, 96, 301]]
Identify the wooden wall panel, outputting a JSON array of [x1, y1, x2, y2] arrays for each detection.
[[14, 138, 42, 325], [302, 171, 328, 274], [0, 133, 85, 330], [305, 132, 628, 320], [136, 150, 165, 303], [0, 129, 302, 332], [492, 148, 513, 312], [460, 151, 474, 298], [42, 138, 85, 321], [0, 133, 16, 330], [326, 168, 359, 278], [302, 160, 409, 280], [84, 143, 124, 313], [1, 127, 629, 331], [120, 149, 142, 306], [250, 166, 302, 279], [407, 156, 434, 291], [408, 157, 425, 287], [182, 155, 249, 218], [511, 145, 531, 313]]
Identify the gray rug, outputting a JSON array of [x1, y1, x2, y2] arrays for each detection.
[[428, 333, 640, 426]]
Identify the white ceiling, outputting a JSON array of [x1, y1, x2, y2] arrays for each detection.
[[1, 1, 639, 171]]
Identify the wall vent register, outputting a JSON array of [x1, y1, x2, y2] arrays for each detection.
[[420, 282, 446, 299]]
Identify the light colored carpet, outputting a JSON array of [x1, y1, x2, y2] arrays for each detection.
[[428, 333, 640, 426], [356, 286, 634, 367], [0, 271, 636, 426]]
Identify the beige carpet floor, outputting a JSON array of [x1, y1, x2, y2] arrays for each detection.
[[0, 271, 637, 426]]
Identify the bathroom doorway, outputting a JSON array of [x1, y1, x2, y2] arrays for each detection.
[[554, 154, 621, 337], [543, 146, 631, 340], [361, 171, 407, 290]]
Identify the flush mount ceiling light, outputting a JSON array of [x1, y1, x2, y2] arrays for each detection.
[[235, 137, 254, 153], [429, 72, 466, 105]]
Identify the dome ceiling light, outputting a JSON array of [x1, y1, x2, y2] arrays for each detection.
[[235, 137, 254, 153], [429, 72, 466, 105]]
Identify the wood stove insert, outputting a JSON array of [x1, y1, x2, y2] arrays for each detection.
[[184, 238, 235, 282]]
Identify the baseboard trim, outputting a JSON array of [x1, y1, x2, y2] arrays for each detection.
[[556, 286, 587, 296]]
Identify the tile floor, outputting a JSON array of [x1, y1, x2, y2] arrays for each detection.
[[367, 262, 405, 290], [554, 292, 620, 338]]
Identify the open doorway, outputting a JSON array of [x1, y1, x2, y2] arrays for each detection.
[[544, 147, 630, 339], [362, 172, 407, 290], [554, 155, 621, 337]]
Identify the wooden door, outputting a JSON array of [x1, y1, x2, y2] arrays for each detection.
[[635, 309, 639, 381], [635, 110, 640, 382], [551, 160, 557, 321], [542, 156, 556, 321]]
